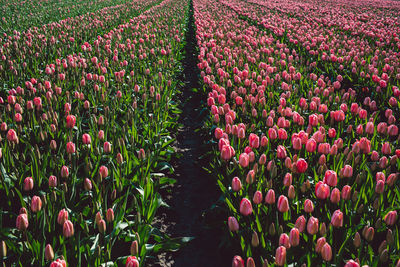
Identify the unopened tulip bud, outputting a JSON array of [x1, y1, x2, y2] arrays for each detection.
[[279, 233, 290, 249], [251, 231, 259, 247], [365, 227, 375, 242], [23, 177, 34, 191], [111, 189, 117, 201], [384, 211, 397, 226], [228, 216, 239, 232], [31, 195, 42, 213], [375, 218, 382, 229], [386, 229, 394, 245], [232, 177, 242, 192], [63, 220, 74, 238], [353, 232, 361, 248], [45, 244, 54, 261], [380, 249, 388, 262], [57, 209, 68, 225], [269, 223, 276, 236], [117, 153, 123, 164], [130, 240, 139, 256], [378, 240, 387, 255], [331, 209, 343, 228], [289, 227, 300, 246], [253, 191, 263, 204], [316, 237, 326, 254], [0, 240, 6, 258], [49, 175, 57, 187], [84, 178, 92, 191], [98, 219, 106, 233], [106, 208, 114, 223], [357, 204, 364, 214], [319, 222, 327, 236], [61, 166, 69, 179], [265, 189, 275, 204], [99, 165, 108, 179], [288, 185, 295, 199]]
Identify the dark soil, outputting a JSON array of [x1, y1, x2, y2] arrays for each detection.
[[148, 1, 230, 266]]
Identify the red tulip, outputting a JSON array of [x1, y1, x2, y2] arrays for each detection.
[[126, 256, 139, 267], [232, 255, 244, 267], [296, 158, 308, 173]]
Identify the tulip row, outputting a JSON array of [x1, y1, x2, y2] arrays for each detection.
[[193, 0, 400, 265], [0, 0, 131, 35], [0, 0, 162, 87], [0, 0, 190, 265]]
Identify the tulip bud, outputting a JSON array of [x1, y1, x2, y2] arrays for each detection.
[[45, 244, 54, 261], [265, 189, 275, 204], [378, 240, 387, 255], [31, 196, 42, 213], [84, 178, 92, 191], [386, 229, 394, 245], [384, 211, 397, 226], [57, 209, 68, 225], [316, 237, 326, 254], [289, 228, 300, 246], [380, 249, 388, 263], [106, 208, 114, 223], [61, 166, 69, 179], [251, 231, 259, 247], [288, 185, 295, 199], [49, 175, 57, 187], [98, 219, 106, 233], [269, 223, 276, 236], [365, 227, 375, 242], [99, 165, 108, 179], [117, 153, 123, 165], [353, 232, 361, 248], [232, 177, 242, 192], [228, 216, 239, 232], [63, 220, 74, 238], [23, 177, 34, 191], [331, 209, 343, 228], [130, 240, 138, 256], [320, 222, 327, 236], [253, 191, 263, 204]]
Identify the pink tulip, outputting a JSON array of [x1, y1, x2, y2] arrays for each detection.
[[279, 233, 290, 249], [239, 198, 252, 216], [277, 145, 287, 159], [324, 170, 337, 187], [99, 165, 109, 179], [277, 195, 289, 213], [307, 216, 319, 235], [330, 188, 341, 204], [7, 129, 18, 144], [315, 181, 330, 199], [265, 189, 275, 204], [61, 166, 69, 179], [16, 213, 29, 231], [253, 191, 263, 205], [66, 115, 76, 129], [331, 209, 343, 228], [50, 259, 66, 267], [31, 196, 42, 213], [275, 246, 286, 266], [342, 165, 353, 178], [295, 215, 306, 233], [228, 216, 239, 232], [344, 260, 360, 267], [63, 220, 74, 238], [289, 227, 300, 247], [321, 243, 332, 261], [304, 199, 314, 213], [232, 177, 242, 192], [384, 211, 397, 226], [57, 209, 68, 225], [66, 142, 76, 154], [82, 134, 91, 145], [316, 237, 326, 253], [232, 256, 244, 267], [23, 177, 34, 191]]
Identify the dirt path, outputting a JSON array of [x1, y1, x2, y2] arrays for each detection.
[[149, 1, 228, 266]]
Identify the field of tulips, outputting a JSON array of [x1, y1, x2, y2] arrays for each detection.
[[0, 0, 192, 265], [195, 0, 400, 265], [1, 0, 400, 266]]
